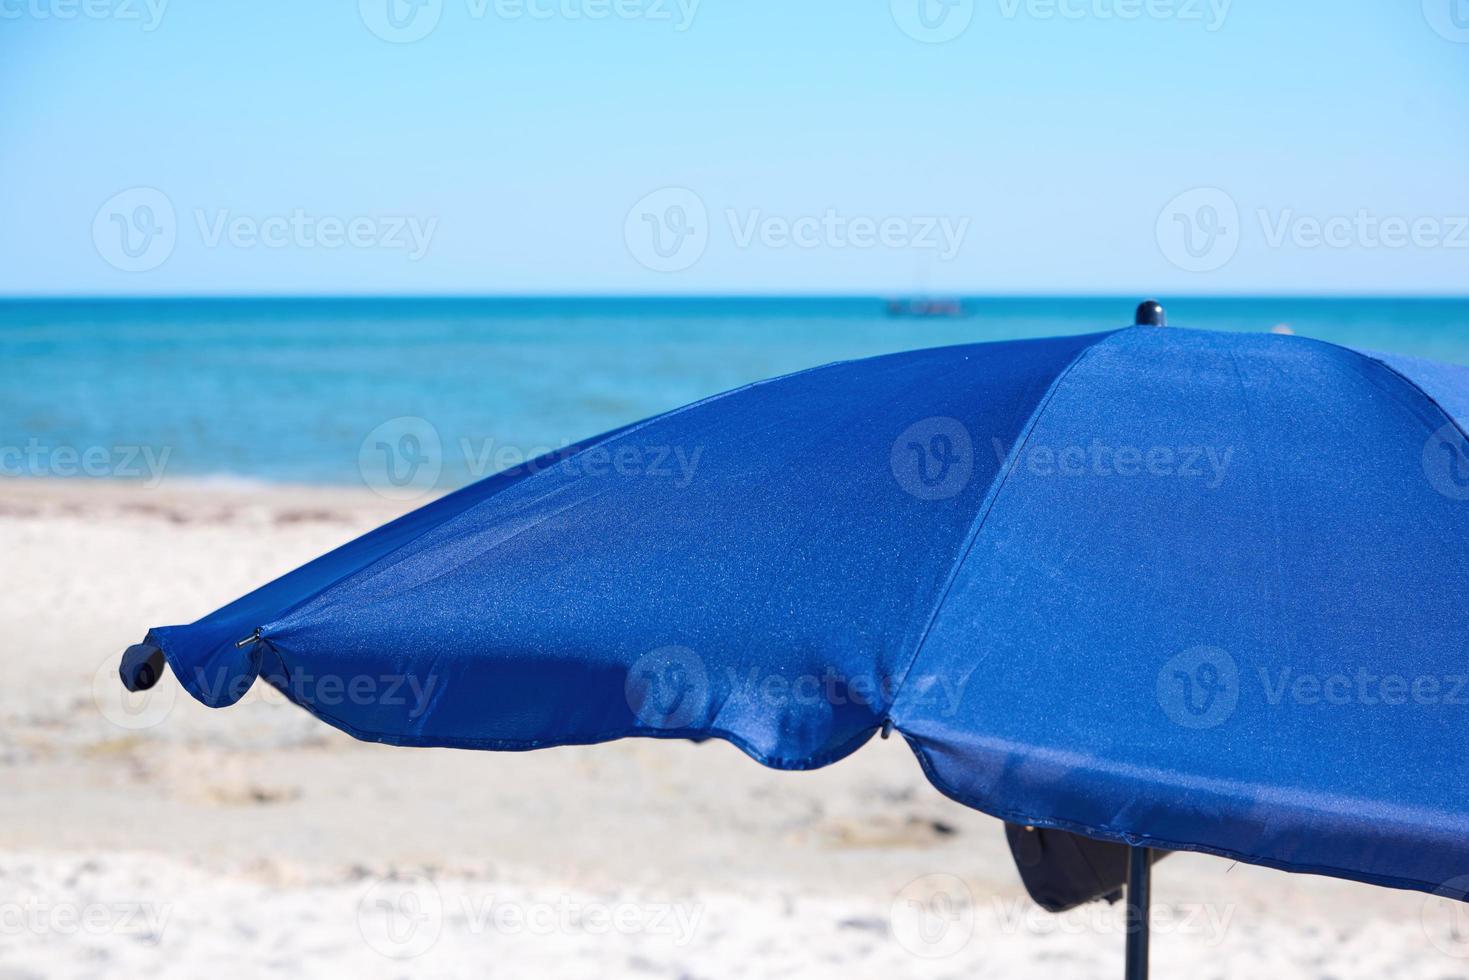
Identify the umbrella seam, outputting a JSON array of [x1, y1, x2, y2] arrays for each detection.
[[247, 352, 882, 636], [901, 734, 1465, 901], [885, 328, 1126, 716], [1318, 338, 1469, 446]]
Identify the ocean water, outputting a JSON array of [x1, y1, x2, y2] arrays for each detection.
[[2, 296, 1466, 488]]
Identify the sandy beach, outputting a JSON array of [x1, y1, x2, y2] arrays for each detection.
[[3, 478, 1463, 979]]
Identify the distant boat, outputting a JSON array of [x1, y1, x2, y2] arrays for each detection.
[[885, 297, 966, 318]]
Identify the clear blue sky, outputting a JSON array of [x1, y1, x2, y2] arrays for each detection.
[[2, 1, 1466, 295]]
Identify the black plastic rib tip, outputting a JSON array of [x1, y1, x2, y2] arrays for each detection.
[[1134, 300, 1166, 327], [119, 643, 165, 692]]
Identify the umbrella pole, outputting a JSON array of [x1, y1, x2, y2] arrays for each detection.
[[1124, 846, 1152, 980]]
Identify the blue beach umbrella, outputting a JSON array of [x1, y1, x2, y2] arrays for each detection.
[[121, 302, 1469, 977]]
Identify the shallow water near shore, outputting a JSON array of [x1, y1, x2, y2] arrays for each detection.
[[3, 296, 1466, 489]]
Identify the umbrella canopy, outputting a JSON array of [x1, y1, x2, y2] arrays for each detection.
[[123, 317, 1469, 913]]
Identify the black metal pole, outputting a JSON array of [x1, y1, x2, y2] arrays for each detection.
[[1124, 847, 1152, 980]]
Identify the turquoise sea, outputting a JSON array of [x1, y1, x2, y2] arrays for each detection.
[[3, 297, 1467, 488]]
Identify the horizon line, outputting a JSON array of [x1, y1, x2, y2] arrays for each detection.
[[4, 292, 1469, 303]]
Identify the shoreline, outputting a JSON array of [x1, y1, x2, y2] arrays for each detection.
[[0, 475, 424, 522]]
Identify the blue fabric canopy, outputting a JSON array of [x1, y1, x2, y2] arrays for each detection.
[[128, 324, 1469, 903]]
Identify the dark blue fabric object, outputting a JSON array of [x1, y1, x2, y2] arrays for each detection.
[[138, 325, 1469, 902]]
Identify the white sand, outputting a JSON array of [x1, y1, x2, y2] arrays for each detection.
[[3, 478, 1464, 978]]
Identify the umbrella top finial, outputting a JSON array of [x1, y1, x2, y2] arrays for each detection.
[[1134, 299, 1166, 327]]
